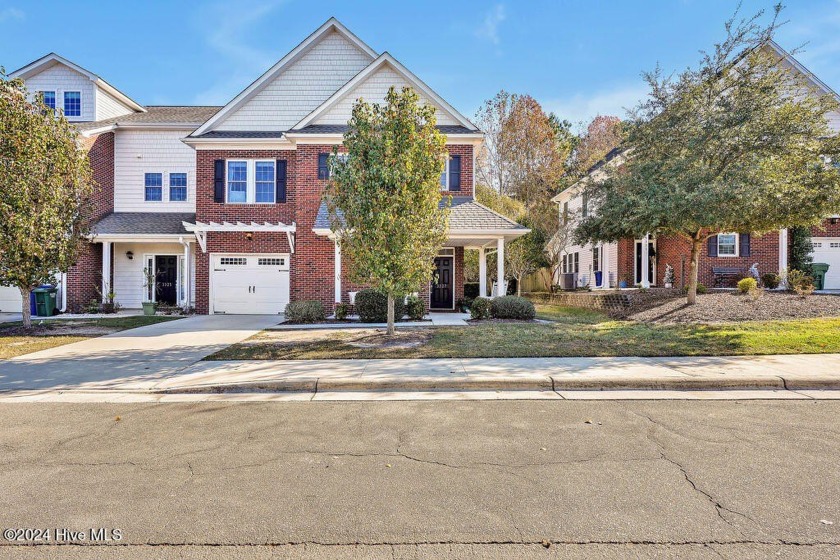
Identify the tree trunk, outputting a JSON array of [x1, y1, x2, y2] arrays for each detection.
[[687, 235, 702, 306], [516, 274, 522, 296], [20, 286, 32, 329], [386, 293, 395, 335]]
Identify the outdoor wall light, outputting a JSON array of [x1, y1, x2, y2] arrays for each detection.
[[831, 217, 839, 225], [246, 232, 253, 240], [126, 251, 134, 260]]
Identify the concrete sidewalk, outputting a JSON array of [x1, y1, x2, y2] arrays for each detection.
[[150, 354, 840, 394]]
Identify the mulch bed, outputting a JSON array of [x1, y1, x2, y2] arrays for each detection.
[[347, 330, 432, 349], [629, 292, 840, 324], [467, 318, 548, 324], [0, 322, 117, 337]]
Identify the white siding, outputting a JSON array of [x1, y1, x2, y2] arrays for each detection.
[[112, 243, 196, 309], [314, 63, 459, 126], [95, 87, 135, 120], [114, 129, 196, 212], [555, 190, 620, 289], [24, 63, 94, 122], [217, 31, 374, 131]]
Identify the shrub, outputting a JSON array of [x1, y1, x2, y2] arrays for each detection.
[[456, 297, 474, 313], [470, 297, 491, 320], [285, 300, 326, 323], [786, 269, 815, 298], [405, 295, 426, 321], [683, 283, 708, 295], [490, 295, 536, 320], [355, 289, 405, 323], [737, 277, 758, 294], [334, 302, 349, 321], [761, 273, 781, 289]]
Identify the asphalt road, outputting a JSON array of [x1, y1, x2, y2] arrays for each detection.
[[0, 400, 838, 559]]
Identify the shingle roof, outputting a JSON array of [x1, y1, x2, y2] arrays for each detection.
[[314, 197, 526, 232], [93, 212, 196, 235], [75, 106, 222, 132], [292, 124, 478, 135], [195, 130, 286, 139]]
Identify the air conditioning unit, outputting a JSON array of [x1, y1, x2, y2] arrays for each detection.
[[560, 273, 578, 291]]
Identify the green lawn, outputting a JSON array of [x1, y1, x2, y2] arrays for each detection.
[[207, 304, 840, 360], [0, 315, 181, 360]]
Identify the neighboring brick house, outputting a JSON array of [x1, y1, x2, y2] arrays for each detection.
[[551, 40, 840, 291], [5, 18, 528, 315]]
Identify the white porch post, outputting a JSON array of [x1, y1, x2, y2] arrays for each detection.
[[183, 241, 192, 307], [496, 237, 505, 297], [334, 239, 342, 303], [101, 241, 112, 302], [779, 228, 788, 276], [478, 247, 487, 298], [640, 233, 651, 289]]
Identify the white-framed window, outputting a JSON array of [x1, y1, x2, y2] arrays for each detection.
[[169, 173, 187, 202], [439, 156, 449, 190], [144, 173, 163, 202], [717, 233, 738, 257], [227, 160, 277, 204], [220, 257, 247, 266], [40, 91, 56, 111], [63, 91, 81, 117], [255, 161, 275, 203]]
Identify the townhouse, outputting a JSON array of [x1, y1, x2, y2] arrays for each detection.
[[552, 41, 840, 291], [3, 18, 528, 315]]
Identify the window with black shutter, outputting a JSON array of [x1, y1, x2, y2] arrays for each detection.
[[448, 155, 461, 191], [213, 160, 225, 203], [317, 153, 329, 179], [276, 160, 287, 203]]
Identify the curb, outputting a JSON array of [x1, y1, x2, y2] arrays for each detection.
[[153, 374, 840, 394]]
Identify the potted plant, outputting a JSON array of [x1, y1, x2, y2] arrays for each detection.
[[142, 267, 157, 316], [663, 264, 675, 288]]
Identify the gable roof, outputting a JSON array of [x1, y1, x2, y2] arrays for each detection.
[[764, 40, 840, 102], [9, 52, 146, 113], [192, 17, 377, 137], [293, 52, 477, 131]]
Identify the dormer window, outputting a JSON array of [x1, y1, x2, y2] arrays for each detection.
[[41, 91, 56, 111], [63, 91, 81, 117]]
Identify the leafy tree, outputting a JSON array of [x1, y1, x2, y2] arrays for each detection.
[[505, 222, 548, 296], [326, 87, 449, 335], [575, 5, 840, 304], [0, 69, 94, 328], [788, 226, 813, 273], [572, 115, 623, 175]]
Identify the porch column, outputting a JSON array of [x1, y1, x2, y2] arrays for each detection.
[[640, 233, 651, 289], [478, 247, 487, 298], [496, 237, 505, 297], [101, 241, 112, 302], [183, 241, 192, 307], [779, 228, 788, 276], [334, 239, 342, 304]]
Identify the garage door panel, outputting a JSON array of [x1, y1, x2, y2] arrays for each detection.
[[211, 254, 290, 314], [0, 286, 23, 313], [810, 238, 840, 290]]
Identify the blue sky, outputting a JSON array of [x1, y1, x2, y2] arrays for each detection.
[[2, 1, 839, 130]]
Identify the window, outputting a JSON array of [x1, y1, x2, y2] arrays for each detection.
[[144, 173, 162, 201], [63, 91, 81, 117], [440, 157, 449, 189], [255, 161, 275, 203], [41, 91, 56, 111], [562, 254, 568, 274], [317, 153, 330, 179], [227, 161, 247, 203], [169, 173, 187, 202], [592, 246, 601, 272], [258, 258, 285, 266], [717, 233, 738, 257], [562, 202, 569, 225], [831, 243, 840, 248], [573, 252, 580, 273], [220, 257, 247, 266]]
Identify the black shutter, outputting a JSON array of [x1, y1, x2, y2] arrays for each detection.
[[317, 153, 329, 180], [276, 160, 287, 203], [707, 235, 718, 257], [449, 155, 461, 191], [740, 233, 751, 257], [213, 160, 225, 203]]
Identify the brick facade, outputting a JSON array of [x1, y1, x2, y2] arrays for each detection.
[[190, 143, 474, 314], [67, 132, 114, 312], [811, 218, 840, 237]]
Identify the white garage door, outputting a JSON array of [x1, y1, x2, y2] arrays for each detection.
[[211, 254, 290, 314], [0, 286, 23, 314], [811, 238, 840, 289]]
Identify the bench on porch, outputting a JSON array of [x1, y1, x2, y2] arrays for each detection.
[[712, 267, 743, 288]]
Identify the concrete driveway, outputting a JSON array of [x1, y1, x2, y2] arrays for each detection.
[[0, 314, 281, 392]]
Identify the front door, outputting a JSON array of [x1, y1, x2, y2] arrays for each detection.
[[431, 257, 454, 309], [634, 240, 656, 286], [155, 255, 178, 306]]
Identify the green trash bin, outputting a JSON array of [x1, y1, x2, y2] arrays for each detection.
[[33, 286, 58, 316], [811, 263, 830, 291]]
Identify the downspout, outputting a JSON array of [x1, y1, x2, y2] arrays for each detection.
[[178, 236, 191, 310], [59, 272, 68, 312]]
